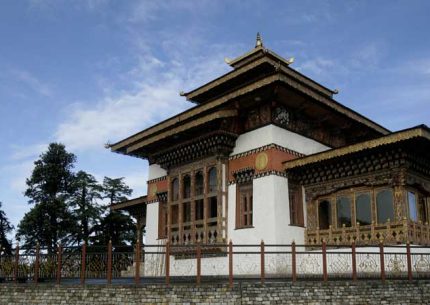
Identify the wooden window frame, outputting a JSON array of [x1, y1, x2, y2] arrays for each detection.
[[236, 181, 253, 229], [158, 201, 168, 239], [375, 188, 394, 224], [166, 158, 226, 244], [289, 183, 304, 227]]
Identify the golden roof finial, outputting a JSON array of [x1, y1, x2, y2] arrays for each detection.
[[255, 32, 263, 48]]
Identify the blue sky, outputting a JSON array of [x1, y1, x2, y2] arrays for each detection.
[[1, 0, 430, 235]]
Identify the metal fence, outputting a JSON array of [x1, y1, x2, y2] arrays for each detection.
[[1, 241, 430, 286]]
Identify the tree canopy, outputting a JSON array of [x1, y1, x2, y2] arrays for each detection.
[[16, 143, 136, 252]]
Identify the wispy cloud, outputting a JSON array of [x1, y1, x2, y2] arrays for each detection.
[[9, 143, 47, 161], [297, 58, 336, 75], [10, 69, 53, 97]]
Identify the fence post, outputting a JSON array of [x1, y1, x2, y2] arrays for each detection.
[[107, 240, 112, 285], [291, 241, 297, 282], [80, 242, 86, 285], [134, 239, 141, 285], [165, 242, 170, 286], [260, 240, 265, 284], [228, 240, 233, 288], [406, 242, 412, 281], [196, 243, 201, 285], [351, 241, 357, 281], [379, 241, 385, 282], [13, 242, 19, 283], [56, 244, 62, 285], [322, 240, 327, 282], [34, 242, 40, 284]]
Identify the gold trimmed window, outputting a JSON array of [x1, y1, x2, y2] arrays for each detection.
[[376, 189, 394, 224], [336, 196, 352, 228], [355, 192, 372, 226], [315, 187, 398, 229]]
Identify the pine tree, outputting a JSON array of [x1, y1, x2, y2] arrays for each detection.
[[91, 177, 135, 246], [69, 171, 103, 245], [0, 202, 14, 255], [17, 143, 77, 253]]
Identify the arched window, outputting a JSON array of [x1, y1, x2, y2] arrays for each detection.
[[195, 172, 204, 196], [318, 200, 331, 230], [208, 167, 217, 193], [336, 196, 352, 227], [355, 193, 372, 226], [183, 175, 191, 199], [171, 178, 179, 201], [376, 189, 394, 224]]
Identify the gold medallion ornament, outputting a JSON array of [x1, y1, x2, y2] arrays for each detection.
[[255, 152, 269, 170]]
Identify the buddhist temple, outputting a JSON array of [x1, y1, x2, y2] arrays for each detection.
[[109, 33, 430, 264]]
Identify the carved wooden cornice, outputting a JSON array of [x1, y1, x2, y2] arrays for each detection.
[[147, 175, 167, 184], [288, 147, 406, 186], [126, 109, 238, 153], [229, 169, 287, 185], [156, 191, 168, 203], [284, 126, 429, 171], [151, 131, 238, 169], [232, 167, 255, 184]]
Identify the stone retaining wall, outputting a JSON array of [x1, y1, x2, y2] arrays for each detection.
[[0, 280, 429, 305]]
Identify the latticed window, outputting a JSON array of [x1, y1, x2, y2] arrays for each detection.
[[195, 172, 204, 196], [183, 175, 191, 199], [165, 162, 222, 244], [171, 178, 179, 201], [208, 167, 217, 193], [236, 182, 253, 228]]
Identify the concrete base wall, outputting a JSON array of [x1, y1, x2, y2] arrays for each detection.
[[1, 281, 430, 305]]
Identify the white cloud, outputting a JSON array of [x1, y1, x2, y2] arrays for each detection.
[[9, 143, 47, 161], [10, 69, 53, 97], [298, 58, 335, 75], [1, 160, 34, 193], [55, 77, 186, 151], [55, 37, 234, 152]]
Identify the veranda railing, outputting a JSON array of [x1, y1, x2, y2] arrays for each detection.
[[1, 241, 430, 286]]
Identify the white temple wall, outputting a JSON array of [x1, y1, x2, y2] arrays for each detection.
[[231, 124, 330, 156], [227, 175, 277, 244], [272, 175, 305, 245], [148, 164, 167, 180], [145, 202, 159, 245]]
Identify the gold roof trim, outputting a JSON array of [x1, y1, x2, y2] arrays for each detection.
[[126, 109, 238, 153], [284, 126, 430, 170], [110, 196, 147, 211]]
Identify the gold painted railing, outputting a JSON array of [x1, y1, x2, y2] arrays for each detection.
[[306, 218, 430, 246], [170, 221, 222, 245]]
